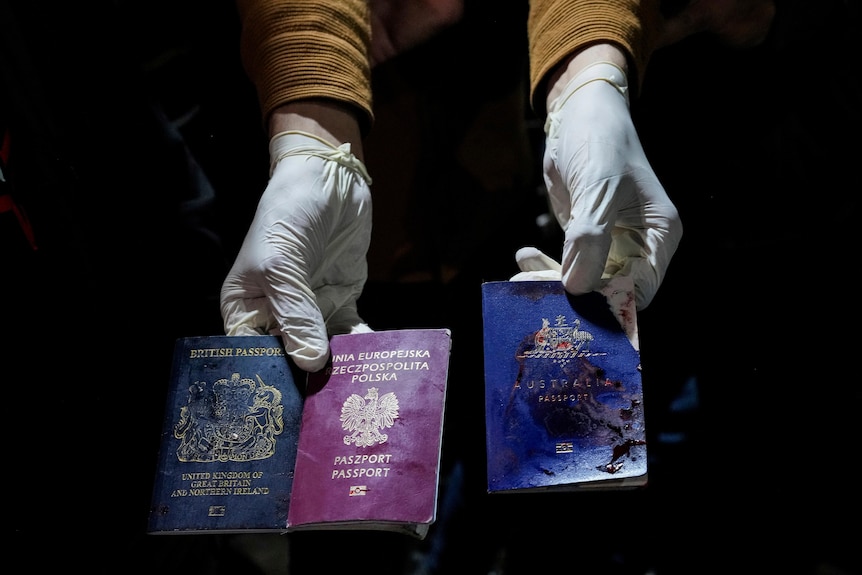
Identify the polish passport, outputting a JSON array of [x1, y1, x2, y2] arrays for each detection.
[[148, 330, 452, 539], [286, 328, 451, 539], [482, 278, 647, 493]]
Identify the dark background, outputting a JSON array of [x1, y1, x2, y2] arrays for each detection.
[[3, 1, 860, 573]]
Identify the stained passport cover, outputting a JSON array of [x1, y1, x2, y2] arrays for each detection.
[[286, 329, 451, 539], [482, 279, 647, 493], [148, 335, 303, 534]]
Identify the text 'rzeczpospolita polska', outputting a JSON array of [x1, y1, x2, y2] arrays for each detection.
[[328, 348, 432, 383]]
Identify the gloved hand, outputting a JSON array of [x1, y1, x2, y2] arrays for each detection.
[[542, 61, 683, 310], [220, 131, 373, 373]]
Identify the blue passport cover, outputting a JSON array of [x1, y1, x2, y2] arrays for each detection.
[[482, 280, 647, 493], [148, 335, 303, 533]]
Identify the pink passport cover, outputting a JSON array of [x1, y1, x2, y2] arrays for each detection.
[[287, 328, 450, 529]]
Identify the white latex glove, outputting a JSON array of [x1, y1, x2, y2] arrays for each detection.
[[220, 131, 373, 373], [543, 61, 682, 310]]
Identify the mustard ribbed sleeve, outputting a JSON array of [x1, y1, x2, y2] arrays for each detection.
[[527, 0, 662, 113], [236, 0, 373, 132]]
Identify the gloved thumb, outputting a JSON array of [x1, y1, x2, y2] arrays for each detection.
[[510, 246, 562, 281]]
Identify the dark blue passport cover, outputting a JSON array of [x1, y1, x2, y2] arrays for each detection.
[[148, 335, 303, 533], [482, 280, 647, 493]]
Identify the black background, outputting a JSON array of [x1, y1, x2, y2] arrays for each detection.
[[3, 1, 860, 573]]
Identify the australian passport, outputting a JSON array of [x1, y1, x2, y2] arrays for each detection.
[[482, 277, 648, 493]]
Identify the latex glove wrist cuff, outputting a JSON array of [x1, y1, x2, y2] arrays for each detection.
[[269, 130, 371, 184], [548, 61, 630, 117]]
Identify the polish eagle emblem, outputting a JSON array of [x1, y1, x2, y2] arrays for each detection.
[[340, 387, 399, 447]]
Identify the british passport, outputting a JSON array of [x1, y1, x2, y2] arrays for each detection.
[[148, 335, 303, 534]]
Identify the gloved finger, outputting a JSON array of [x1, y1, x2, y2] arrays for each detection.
[[264, 253, 332, 373], [559, 168, 618, 297], [221, 289, 277, 336], [603, 171, 681, 310], [603, 228, 660, 311], [560, 222, 613, 297]]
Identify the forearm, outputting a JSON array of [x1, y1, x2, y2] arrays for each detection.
[[268, 100, 365, 162]]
